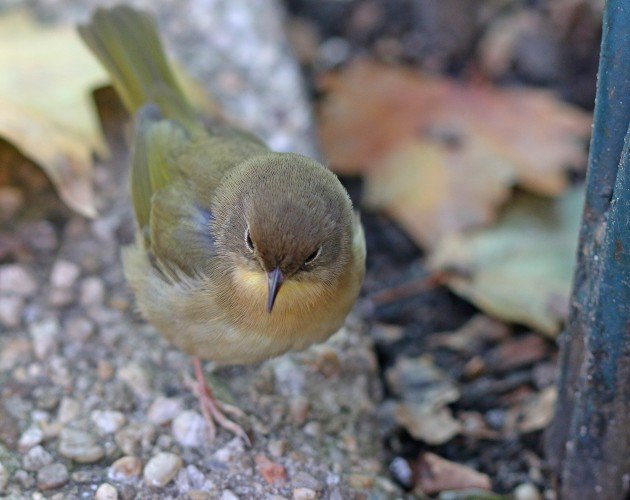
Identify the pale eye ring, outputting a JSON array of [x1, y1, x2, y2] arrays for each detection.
[[245, 227, 255, 252], [304, 246, 322, 265]]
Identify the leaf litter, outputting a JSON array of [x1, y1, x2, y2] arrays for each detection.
[[319, 59, 591, 248]]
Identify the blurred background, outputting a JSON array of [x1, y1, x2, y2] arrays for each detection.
[[0, 0, 603, 498]]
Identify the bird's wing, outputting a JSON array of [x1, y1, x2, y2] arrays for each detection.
[[128, 105, 213, 275], [130, 104, 189, 233], [149, 180, 217, 276]]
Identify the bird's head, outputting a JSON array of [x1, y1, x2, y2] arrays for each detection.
[[211, 153, 355, 313]]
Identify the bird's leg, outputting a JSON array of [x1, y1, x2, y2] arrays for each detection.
[[189, 357, 251, 445]]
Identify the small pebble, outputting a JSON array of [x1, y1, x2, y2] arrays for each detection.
[[172, 410, 206, 447], [58, 428, 104, 463], [95, 483, 118, 500], [147, 396, 182, 425], [57, 397, 81, 424], [19, 424, 44, 451], [189, 492, 213, 500], [22, 445, 53, 471], [37, 463, 69, 491], [48, 287, 74, 307], [72, 469, 98, 483], [143, 452, 182, 488], [109, 456, 143, 481], [303, 421, 322, 437], [91, 410, 126, 434], [115, 423, 156, 455], [0, 461, 8, 491], [175, 464, 213, 493], [79, 276, 105, 306], [14, 469, 35, 489], [64, 316, 94, 341], [289, 396, 310, 425], [29, 318, 59, 360], [0, 337, 31, 371], [50, 260, 80, 289], [514, 483, 542, 500], [97, 360, 115, 380], [267, 439, 287, 458], [0, 265, 37, 297], [293, 488, 317, 500], [292, 471, 321, 491], [220, 490, 239, 500], [118, 363, 152, 398], [0, 295, 23, 327], [212, 438, 245, 463]]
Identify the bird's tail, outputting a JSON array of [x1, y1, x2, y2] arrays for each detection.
[[78, 5, 198, 129]]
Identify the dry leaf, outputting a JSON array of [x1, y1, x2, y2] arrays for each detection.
[[0, 99, 96, 217], [429, 188, 583, 335], [428, 315, 511, 355], [319, 60, 591, 248], [0, 10, 109, 217], [395, 402, 462, 445], [387, 356, 461, 444], [508, 387, 557, 434], [412, 452, 492, 495]]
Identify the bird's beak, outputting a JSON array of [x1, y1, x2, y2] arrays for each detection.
[[266, 267, 285, 313]]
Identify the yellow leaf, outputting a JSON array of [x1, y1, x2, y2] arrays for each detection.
[[0, 98, 96, 217], [0, 10, 109, 217]]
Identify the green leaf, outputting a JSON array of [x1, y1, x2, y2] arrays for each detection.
[[429, 188, 583, 335]]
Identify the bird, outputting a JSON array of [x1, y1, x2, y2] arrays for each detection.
[[79, 5, 366, 442]]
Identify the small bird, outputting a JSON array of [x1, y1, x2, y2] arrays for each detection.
[[79, 6, 365, 442]]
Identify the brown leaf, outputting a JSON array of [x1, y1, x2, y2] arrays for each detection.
[[254, 454, 287, 485], [483, 334, 550, 373], [319, 60, 591, 248], [412, 452, 492, 495], [428, 314, 511, 355], [508, 386, 557, 434]]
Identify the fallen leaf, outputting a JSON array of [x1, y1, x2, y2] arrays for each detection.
[[0, 10, 108, 217], [429, 188, 583, 335], [254, 454, 287, 485], [412, 452, 492, 495], [459, 411, 501, 440], [386, 355, 460, 406], [428, 314, 511, 355], [483, 334, 550, 373], [395, 402, 462, 445], [507, 386, 557, 434], [0, 99, 97, 217], [386, 356, 461, 444], [319, 60, 590, 248]]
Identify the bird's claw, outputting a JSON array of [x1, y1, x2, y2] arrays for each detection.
[[185, 359, 252, 445]]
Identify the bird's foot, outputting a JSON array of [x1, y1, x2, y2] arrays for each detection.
[[186, 358, 251, 445]]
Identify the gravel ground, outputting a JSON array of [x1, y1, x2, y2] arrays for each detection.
[[0, 1, 400, 498]]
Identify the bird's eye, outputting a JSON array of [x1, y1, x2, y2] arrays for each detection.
[[304, 246, 322, 265], [245, 228, 254, 252]]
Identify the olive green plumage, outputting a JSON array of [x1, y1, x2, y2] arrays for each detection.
[[79, 6, 366, 365]]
